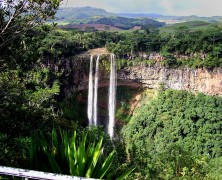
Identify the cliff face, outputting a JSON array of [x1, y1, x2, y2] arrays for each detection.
[[54, 53, 222, 96], [118, 64, 222, 96]]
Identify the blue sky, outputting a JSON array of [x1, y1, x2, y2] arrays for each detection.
[[61, 0, 222, 16]]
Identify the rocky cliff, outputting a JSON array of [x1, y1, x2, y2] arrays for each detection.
[[54, 52, 222, 96], [118, 63, 222, 96]]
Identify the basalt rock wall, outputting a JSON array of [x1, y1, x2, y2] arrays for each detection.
[[52, 54, 222, 96], [118, 63, 222, 96]]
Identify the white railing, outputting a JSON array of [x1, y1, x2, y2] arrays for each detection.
[[0, 166, 95, 180]]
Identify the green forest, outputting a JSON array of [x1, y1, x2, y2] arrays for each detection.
[[1, 1, 222, 179]]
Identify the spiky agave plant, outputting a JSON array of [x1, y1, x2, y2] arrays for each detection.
[[27, 129, 115, 179], [66, 131, 115, 179]]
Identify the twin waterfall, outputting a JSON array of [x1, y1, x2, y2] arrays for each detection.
[[87, 54, 116, 138]]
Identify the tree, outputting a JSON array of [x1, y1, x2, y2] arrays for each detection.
[[0, 1, 62, 166], [0, 0, 61, 48], [122, 90, 222, 178], [202, 26, 222, 46], [213, 45, 222, 58]]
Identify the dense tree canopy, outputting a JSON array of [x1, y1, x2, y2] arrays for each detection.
[[122, 89, 222, 179], [0, 0, 63, 167], [106, 25, 222, 68]]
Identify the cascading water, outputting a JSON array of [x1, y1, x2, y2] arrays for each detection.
[[93, 55, 100, 126], [87, 55, 94, 126], [108, 54, 117, 138], [87, 53, 117, 138]]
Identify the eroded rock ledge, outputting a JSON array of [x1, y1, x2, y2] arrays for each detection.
[[59, 52, 221, 96], [118, 64, 222, 96]]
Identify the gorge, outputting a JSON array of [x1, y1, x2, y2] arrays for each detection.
[[59, 50, 222, 139]]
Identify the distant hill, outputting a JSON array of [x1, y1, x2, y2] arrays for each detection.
[[54, 6, 222, 31], [118, 13, 166, 19], [159, 21, 215, 33], [55, 6, 165, 31], [58, 16, 165, 31], [88, 17, 165, 29], [55, 6, 115, 20], [119, 13, 222, 24], [56, 6, 222, 24], [177, 15, 222, 22]]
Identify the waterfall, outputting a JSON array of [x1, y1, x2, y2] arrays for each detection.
[[87, 53, 117, 138], [108, 54, 117, 138], [87, 55, 94, 126], [93, 55, 100, 126]]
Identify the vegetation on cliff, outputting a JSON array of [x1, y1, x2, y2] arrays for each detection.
[[107, 24, 222, 69]]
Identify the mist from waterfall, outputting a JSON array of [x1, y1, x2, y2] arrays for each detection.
[[108, 54, 116, 138], [93, 55, 100, 126], [87, 55, 94, 126]]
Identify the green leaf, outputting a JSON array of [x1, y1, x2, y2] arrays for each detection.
[[95, 150, 115, 179], [116, 168, 135, 180], [86, 137, 103, 177]]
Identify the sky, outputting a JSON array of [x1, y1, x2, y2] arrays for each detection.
[[60, 0, 222, 16]]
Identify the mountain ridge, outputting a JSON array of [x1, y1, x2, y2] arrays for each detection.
[[56, 6, 222, 23], [55, 6, 165, 30]]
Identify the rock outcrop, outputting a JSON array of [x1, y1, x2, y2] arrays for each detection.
[[52, 52, 221, 96], [118, 63, 222, 96]]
